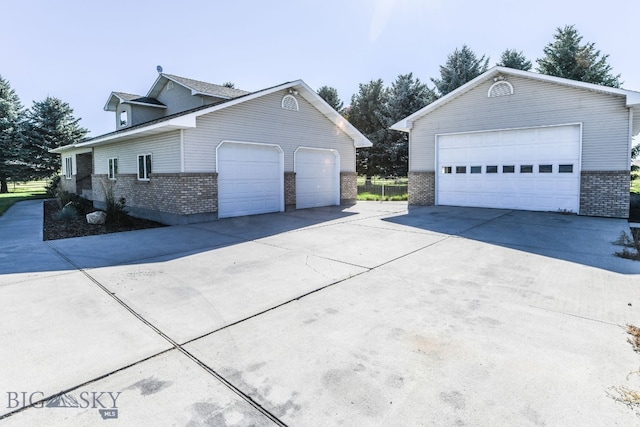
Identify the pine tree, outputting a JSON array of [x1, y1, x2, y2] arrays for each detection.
[[24, 97, 88, 180], [537, 25, 621, 87], [386, 73, 437, 176], [0, 75, 26, 193], [317, 86, 345, 114], [347, 79, 390, 177], [431, 45, 489, 96], [497, 49, 532, 71]]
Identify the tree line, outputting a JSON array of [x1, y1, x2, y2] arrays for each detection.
[[0, 80, 87, 192], [317, 25, 623, 178]]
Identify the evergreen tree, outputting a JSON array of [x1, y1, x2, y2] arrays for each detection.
[[497, 49, 532, 71], [317, 86, 345, 114], [537, 25, 621, 87], [431, 45, 489, 96], [0, 75, 26, 193], [24, 97, 88, 180], [386, 73, 437, 176], [347, 79, 390, 177]]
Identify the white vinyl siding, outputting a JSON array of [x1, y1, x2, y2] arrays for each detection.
[[182, 91, 356, 173], [93, 131, 180, 175], [410, 75, 630, 172]]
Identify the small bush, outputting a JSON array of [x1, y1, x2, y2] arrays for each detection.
[[102, 184, 129, 225], [53, 204, 80, 221]]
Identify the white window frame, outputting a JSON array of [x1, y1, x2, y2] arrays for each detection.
[[64, 157, 73, 179], [137, 154, 152, 181], [281, 94, 299, 111], [108, 158, 118, 180]]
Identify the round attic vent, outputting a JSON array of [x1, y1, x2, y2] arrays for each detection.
[[281, 94, 299, 111], [488, 81, 514, 97]]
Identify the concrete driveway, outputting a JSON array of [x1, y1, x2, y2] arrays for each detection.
[[1, 200, 639, 426]]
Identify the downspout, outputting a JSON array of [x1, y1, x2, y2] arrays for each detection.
[[180, 129, 185, 173]]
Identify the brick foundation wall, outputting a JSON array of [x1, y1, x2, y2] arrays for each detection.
[[92, 173, 218, 224], [340, 172, 357, 203], [408, 171, 435, 205], [580, 170, 629, 218], [59, 176, 76, 194], [284, 172, 296, 211]]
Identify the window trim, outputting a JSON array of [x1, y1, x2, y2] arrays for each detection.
[[281, 94, 299, 111], [64, 157, 73, 179], [559, 164, 574, 173], [486, 165, 498, 174], [137, 153, 152, 181], [108, 158, 118, 180]]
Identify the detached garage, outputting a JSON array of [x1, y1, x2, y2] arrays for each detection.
[[392, 67, 640, 218]]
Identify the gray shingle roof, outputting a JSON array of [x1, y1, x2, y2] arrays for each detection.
[[163, 74, 250, 99]]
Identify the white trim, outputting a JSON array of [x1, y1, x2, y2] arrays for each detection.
[[434, 122, 583, 139], [179, 129, 185, 173], [137, 153, 152, 181], [108, 157, 118, 180], [629, 108, 634, 168], [125, 100, 166, 109]]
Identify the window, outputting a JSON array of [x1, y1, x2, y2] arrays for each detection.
[[520, 165, 533, 173], [120, 110, 128, 126], [456, 166, 467, 174], [486, 165, 498, 173], [138, 154, 152, 180], [108, 158, 118, 180], [559, 164, 574, 173], [470, 166, 482, 174], [442, 166, 452, 174], [281, 94, 299, 111], [539, 164, 553, 173], [503, 165, 515, 173], [64, 157, 73, 179]]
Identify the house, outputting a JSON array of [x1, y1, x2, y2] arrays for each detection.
[[391, 66, 640, 218], [54, 73, 372, 224]]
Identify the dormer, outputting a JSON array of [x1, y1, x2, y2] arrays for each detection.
[[104, 92, 166, 130], [146, 74, 250, 115]]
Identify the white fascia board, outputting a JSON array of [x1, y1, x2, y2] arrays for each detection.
[[73, 116, 197, 149], [146, 74, 168, 98], [125, 100, 167, 109], [103, 92, 121, 112]]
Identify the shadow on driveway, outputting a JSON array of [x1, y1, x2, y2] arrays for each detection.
[[383, 205, 640, 275]]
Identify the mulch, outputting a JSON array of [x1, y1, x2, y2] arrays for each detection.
[[43, 199, 165, 241]]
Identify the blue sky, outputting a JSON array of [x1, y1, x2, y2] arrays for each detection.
[[3, 0, 639, 137]]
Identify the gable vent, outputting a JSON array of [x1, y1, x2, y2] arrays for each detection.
[[488, 81, 514, 97], [282, 94, 299, 111]]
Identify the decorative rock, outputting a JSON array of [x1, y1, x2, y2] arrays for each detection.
[[86, 211, 107, 225]]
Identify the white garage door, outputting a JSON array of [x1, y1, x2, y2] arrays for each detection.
[[217, 141, 283, 218], [436, 124, 581, 212], [295, 148, 340, 209]]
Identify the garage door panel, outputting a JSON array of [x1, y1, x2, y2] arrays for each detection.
[[217, 142, 283, 218], [295, 148, 339, 209], [437, 125, 580, 213]]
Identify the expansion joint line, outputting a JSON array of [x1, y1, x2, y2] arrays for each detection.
[[44, 243, 287, 427]]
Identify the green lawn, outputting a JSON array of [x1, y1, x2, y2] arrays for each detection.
[[357, 192, 407, 201], [0, 181, 49, 216], [632, 177, 640, 194]]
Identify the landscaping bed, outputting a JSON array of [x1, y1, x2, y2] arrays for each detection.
[[43, 199, 165, 241]]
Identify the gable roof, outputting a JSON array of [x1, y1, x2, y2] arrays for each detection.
[[53, 80, 372, 153], [391, 66, 640, 134], [104, 92, 166, 111], [147, 73, 251, 99]]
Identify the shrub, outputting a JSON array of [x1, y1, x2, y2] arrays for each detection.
[[53, 204, 80, 221], [46, 175, 61, 196], [102, 183, 129, 225]]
